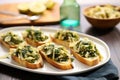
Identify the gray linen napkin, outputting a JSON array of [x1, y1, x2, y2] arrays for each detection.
[[56, 59, 119, 80]]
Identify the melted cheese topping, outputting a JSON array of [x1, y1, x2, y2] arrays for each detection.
[[12, 45, 40, 63], [1, 32, 23, 45], [25, 28, 48, 42], [40, 43, 71, 63], [54, 30, 80, 42], [72, 38, 100, 58]]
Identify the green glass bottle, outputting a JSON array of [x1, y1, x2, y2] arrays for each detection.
[[60, 0, 80, 31]]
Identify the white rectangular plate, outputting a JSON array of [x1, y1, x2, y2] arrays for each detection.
[[0, 26, 110, 75]]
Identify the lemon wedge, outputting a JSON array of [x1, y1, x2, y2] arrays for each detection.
[[29, 2, 46, 14], [18, 3, 29, 14], [45, 0, 55, 9]]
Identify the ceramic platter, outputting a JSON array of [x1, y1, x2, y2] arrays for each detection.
[[0, 27, 110, 75]]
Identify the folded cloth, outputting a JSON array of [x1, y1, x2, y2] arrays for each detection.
[[19, 59, 118, 80], [56, 59, 119, 80]]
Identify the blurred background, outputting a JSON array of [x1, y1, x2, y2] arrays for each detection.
[[1, 0, 120, 5]]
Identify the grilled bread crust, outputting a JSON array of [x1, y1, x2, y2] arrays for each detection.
[[23, 36, 51, 47], [50, 34, 70, 48], [0, 39, 18, 49], [39, 50, 73, 70], [10, 49, 44, 69], [70, 48, 100, 66]]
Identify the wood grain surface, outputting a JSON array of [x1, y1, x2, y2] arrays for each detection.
[[0, 3, 60, 26]]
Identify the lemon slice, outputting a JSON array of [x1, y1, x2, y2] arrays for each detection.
[[29, 2, 46, 14], [18, 3, 29, 14], [45, 0, 55, 9]]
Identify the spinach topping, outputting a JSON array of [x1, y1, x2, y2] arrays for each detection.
[[55, 30, 79, 42], [13, 45, 39, 63], [42, 43, 70, 63], [74, 39, 99, 58], [2, 32, 23, 45], [26, 29, 48, 42]]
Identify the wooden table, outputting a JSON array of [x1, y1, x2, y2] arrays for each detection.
[[0, 3, 120, 80]]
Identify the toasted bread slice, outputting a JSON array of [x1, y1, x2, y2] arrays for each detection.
[[70, 49, 100, 66], [11, 52, 43, 69], [40, 51, 73, 70], [0, 32, 23, 49], [22, 28, 51, 47], [70, 38, 102, 66], [10, 45, 43, 69], [23, 36, 51, 47], [50, 34, 69, 48], [0, 39, 17, 49], [50, 30, 79, 48], [38, 43, 73, 70]]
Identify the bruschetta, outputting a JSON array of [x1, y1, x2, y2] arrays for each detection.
[[50, 30, 80, 48], [70, 38, 102, 66], [0, 32, 23, 49], [10, 44, 43, 69], [22, 28, 51, 47], [38, 43, 73, 70]]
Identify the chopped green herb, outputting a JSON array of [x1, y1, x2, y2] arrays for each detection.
[[13, 45, 39, 63], [73, 38, 99, 58], [41, 43, 72, 63], [55, 30, 79, 42], [2, 32, 23, 45], [26, 29, 48, 42]]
